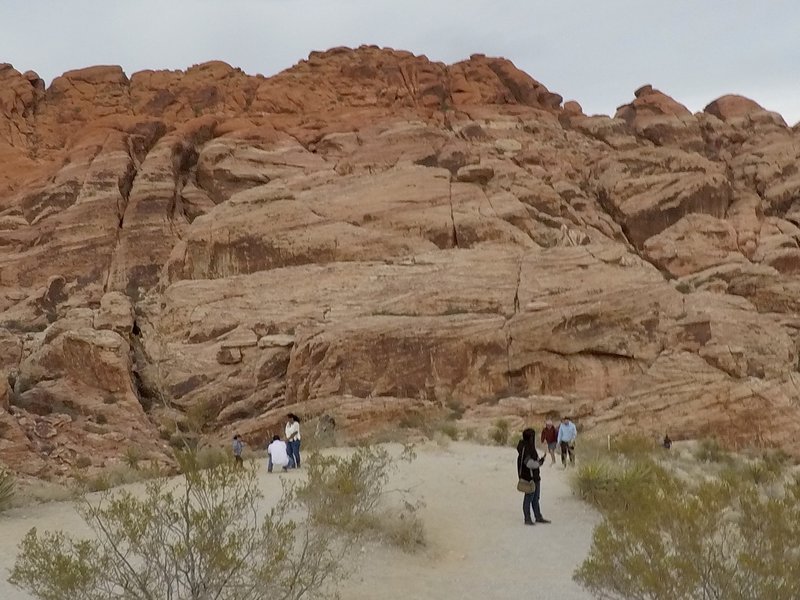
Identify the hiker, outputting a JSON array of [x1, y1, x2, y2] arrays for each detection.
[[663, 434, 672, 450], [232, 434, 245, 467], [267, 435, 290, 473], [540, 419, 558, 465], [516, 428, 549, 526], [285, 413, 302, 469], [557, 416, 577, 467]]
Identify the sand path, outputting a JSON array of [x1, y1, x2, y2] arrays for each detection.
[[0, 442, 598, 599]]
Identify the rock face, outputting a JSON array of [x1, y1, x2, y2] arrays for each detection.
[[1, 47, 800, 475]]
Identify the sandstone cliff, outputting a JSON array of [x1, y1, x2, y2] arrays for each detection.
[[1, 47, 799, 476]]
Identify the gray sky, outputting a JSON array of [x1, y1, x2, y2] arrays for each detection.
[[2, 0, 798, 124]]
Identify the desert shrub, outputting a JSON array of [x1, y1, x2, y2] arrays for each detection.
[[572, 457, 670, 512], [180, 445, 230, 472], [763, 448, 792, 473], [74, 465, 144, 493], [609, 433, 657, 457], [575, 460, 800, 599], [489, 419, 510, 445], [445, 398, 465, 420], [123, 447, 142, 470], [0, 467, 15, 511], [375, 505, 426, 552], [13, 480, 72, 506], [398, 411, 427, 431], [10, 448, 402, 600], [74, 456, 92, 469], [694, 438, 732, 463], [741, 460, 781, 486], [437, 422, 459, 441], [298, 446, 393, 532], [572, 460, 617, 509]]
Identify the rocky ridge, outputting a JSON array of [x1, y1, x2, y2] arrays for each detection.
[[1, 47, 799, 477]]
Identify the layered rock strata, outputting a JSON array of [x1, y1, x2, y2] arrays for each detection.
[[1, 47, 799, 476]]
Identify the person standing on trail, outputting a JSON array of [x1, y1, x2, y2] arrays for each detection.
[[285, 413, 302, 469], [232, 434, 245, 468], [516, 428, 550, 526], [540, 419, 558, 465], [557, 417, 577, 467]]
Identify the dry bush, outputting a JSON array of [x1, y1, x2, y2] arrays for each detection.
[[609, 433, 657, 457], [489, 419, 510, 445], [74, 464, 144, 493], [122, 447, 142, 470], [0, 467, 15, 512], [371, 505, 426, 552], [14, 480, 72, 506], [436, 422, 459, 441], [694, 438, 733, 463]]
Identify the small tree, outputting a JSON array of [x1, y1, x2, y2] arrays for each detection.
[[10, 448, 395, 600]]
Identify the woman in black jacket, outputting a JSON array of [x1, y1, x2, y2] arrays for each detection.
[[517, 428, 550, 525]]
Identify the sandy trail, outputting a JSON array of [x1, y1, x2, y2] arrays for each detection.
[[0, 442, 597, 599]]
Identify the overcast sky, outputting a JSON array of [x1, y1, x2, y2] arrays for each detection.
[[2, 1, 798, 124]]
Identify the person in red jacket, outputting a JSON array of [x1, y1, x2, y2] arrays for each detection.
[[540, 419, 558, 465]]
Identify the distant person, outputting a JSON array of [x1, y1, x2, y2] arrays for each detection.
[[285, 413, 302, 469], [516, 428, 550, 526], [663, 434, 672, 450], [232, 434, 245, 468], [267, 435, 290, 473], [540, 419, 558, 465], [557, 416, 577, 467]]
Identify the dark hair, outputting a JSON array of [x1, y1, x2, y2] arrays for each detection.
[[272, 434, 280, 442], [521, 428, 537, 455], [287, 413, 301, 423], [233, 434, 240, 440]]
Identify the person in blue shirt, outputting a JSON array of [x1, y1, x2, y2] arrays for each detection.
[[556, 417, 577, 468]]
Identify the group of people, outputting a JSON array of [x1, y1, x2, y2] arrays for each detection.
[[516, 416, 577, 526], [539, 417, 577, 468], [231, 413, 303, 472]]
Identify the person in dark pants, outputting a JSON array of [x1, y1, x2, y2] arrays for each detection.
[[540, 419, 558, 465], [285, 413, 301, 469], [557, 416, 577, 468], [516, 428, 550, 526], [232, 434, 245, 468]]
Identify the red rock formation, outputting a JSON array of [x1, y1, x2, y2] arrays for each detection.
[[0, 46, 799, 477]]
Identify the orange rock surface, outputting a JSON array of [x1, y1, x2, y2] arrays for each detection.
[[1, 47, 799, 476]]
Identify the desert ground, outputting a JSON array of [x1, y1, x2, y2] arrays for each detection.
[[0, 442, 598, 599]]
